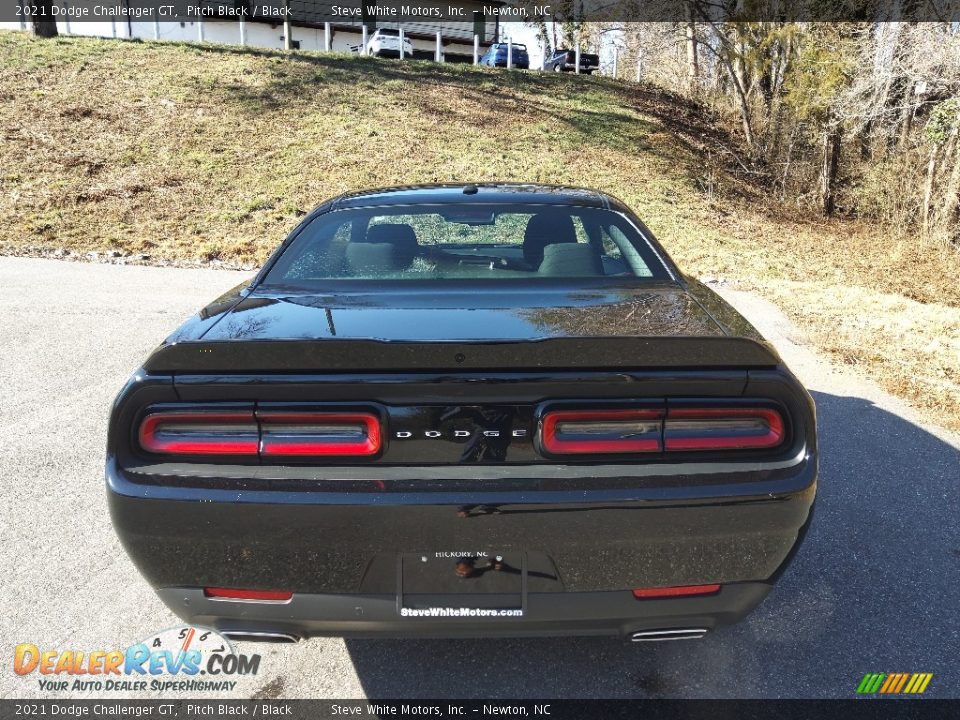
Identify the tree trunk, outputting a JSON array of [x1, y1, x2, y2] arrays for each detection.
[[697, 18, 753, 147], [30, 0, 57, 37], [734, 48, 748, 102], [726, 59, 754, 148], [890, 81, 914, 152], [768, 98, 782, 157], [859, 119, 873, 160], [897, 100, 914, 148], [684, 3, 699, 93], [923, 146, 938, 237], [820, 127, 842, 217]]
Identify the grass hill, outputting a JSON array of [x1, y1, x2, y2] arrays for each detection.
[[1, 32, 957, 430]]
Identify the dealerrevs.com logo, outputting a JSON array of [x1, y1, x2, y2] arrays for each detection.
[[14, 626, 260, 693]]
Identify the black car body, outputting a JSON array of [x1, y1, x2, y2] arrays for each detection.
[[547, 49, 600, 74], [107, 184, 816, 642], [479, 43, 530, 69]]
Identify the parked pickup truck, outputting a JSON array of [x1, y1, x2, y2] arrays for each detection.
[[546, 48, 600, 74]]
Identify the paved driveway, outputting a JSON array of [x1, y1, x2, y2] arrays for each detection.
[[1, 258, 956, 699]]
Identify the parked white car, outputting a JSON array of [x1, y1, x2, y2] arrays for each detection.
[[366, 29, 414, 58]]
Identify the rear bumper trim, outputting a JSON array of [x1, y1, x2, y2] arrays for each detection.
[[156, 584, 772, 640]]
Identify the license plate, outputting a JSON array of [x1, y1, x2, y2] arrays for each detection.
[[399, 552, 524, 614]]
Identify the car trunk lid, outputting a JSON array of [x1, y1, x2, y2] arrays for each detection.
[[143, 286, 780, 373]]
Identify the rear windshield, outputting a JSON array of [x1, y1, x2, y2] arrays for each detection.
[[262, 204, 672, 287]]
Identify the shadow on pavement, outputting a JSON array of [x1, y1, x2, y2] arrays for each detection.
[[343, 392, 960, 698]]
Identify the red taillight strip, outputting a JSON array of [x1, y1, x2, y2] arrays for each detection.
[[204, 587, 293, 602], [663, 407, 784, 451], [138, 412, 259, 455], [632, 584, 721, 599], [542, 409, 664, 455], [138, 408, 382, 458], [539, 404, 786, 456], [258, 412, 381, 457]]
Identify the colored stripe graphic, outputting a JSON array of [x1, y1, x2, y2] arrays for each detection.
[[857, 672, 932, 695], [879, 673, 898, 693], [893, 673, 910, 693], [904, 674, 920, 694], [857, 673, 886, 694], [904, 673, 934, 694]]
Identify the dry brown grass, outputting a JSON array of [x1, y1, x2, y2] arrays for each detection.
[[1, 32, 958, 430], [749, 280, 960, 431]]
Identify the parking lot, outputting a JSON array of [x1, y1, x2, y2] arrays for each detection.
[[1, 256, 957, 699]]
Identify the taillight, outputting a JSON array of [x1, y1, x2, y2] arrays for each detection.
[[632, 584, 721, 599], [538, 403, 786, 456], [204, 587, 293, 602], [541, 409, 663, 455], [138, 407, 382, 458], [138, 411, 259, 455], [258, 412, 381, 457], [664, 407, 784, 451]]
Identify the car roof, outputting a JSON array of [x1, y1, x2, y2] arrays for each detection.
[[328, 183, 628, 212]]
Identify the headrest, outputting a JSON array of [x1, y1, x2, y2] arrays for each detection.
[[366, 223, 418, 268], [523, 213, 577, 267], [538, 243, 604, 277], [345, 242, 400, 275]]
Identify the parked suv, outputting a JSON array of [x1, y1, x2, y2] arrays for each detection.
[[479, 43, 530, 69], [367, 28, 414, 58]]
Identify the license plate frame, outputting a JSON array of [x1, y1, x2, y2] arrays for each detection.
[[398, 551, 527, 615]]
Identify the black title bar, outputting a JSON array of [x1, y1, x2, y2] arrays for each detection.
[[6, 0, 960, 23], [1, 700, 958, 719]]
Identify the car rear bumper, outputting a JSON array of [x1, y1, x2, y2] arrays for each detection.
[[372, 48, 410, 58], [107, 451, 816, 638], [154, 582, 775, 641]]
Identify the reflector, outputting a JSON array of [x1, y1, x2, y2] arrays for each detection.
[[632, 584, 721, 599], [204, 587, 293, 602]]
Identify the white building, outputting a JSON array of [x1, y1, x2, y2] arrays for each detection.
[[3, 0, 507, 62]]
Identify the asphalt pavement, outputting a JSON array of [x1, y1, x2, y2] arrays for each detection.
[[1, 257, 957, 699]]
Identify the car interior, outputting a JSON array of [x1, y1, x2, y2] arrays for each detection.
[[272, 206, 663, 282]]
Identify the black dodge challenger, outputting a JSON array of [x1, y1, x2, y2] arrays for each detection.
[[107, 184, 817, 642]]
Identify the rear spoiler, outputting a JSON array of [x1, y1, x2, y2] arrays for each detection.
[[143, 336, 781, 374]]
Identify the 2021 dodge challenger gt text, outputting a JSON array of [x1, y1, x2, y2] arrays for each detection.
[[107, 184, 817, 642]]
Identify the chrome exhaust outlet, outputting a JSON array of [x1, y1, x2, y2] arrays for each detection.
[[631, 628, 708, 642], [222, 631, 300, 643]]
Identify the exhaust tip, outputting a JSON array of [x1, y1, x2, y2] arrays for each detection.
[[222, 631, 300, 643], [631, 628, 708, 642]]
